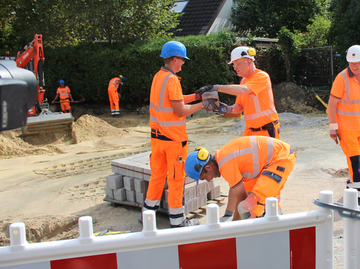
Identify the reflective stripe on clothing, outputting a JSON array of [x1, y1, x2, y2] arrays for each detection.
[[56, 86, 70, 100], [149, 68, 187, 142], [108, 77, 120, 88], [331, 67, 360, 130], [235, 69, 279, 128]]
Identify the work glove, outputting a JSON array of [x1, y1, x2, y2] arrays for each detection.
[[202, 99, 219, 111], [217, 102, 233, 114], [195, 84, 219, 96], [238, 193, 260, 220]]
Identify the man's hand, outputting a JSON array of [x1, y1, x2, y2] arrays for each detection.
[[330, 129, 341, 144], [237, 193, 259, 220], [195, 85, 218, 96], [202, 99, 219, 111], [217, 102, 233, 114]]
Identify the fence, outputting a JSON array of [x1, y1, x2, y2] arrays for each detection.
[[0, 190, 339, 269]]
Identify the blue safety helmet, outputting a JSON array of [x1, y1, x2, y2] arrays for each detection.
[[59, 79, 65, 84], [184, 147, 210, 183], [160, 41, 189, 60], [119, 75, 125, 82]]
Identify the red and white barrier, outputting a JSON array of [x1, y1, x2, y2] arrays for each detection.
[[0, 191, 334, 269]]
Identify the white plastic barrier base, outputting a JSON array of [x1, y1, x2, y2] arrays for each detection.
[[0, 191, 334, 269]]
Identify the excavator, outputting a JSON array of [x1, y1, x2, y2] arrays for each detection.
[[5, 34, 73, 135]]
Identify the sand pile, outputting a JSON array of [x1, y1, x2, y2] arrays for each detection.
[[72, 114, 124, 143]]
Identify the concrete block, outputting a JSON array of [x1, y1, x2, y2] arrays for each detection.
[[123, 176, 134, 191], [135, 191, 146, 204], [113, 188, 126, 201], [105, 186, 114, 199], [207, 184, 221, 200], [106, 174, 123, 190], [126, 189, 135, 202], [185, 176, 195, 185], [196, 180, 207, 197], [184, 182, 196, 202], [206, 180, 215, 193], [134, 178, 147, 193], [185, 198, 197, 214], [198, 194, 207, 208]]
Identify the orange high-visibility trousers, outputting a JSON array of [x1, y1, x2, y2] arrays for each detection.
[[108, 87, 119, 115], [243, 152, 296, 217], [145, 137, 187, 226], [60, 100, 71, 113]]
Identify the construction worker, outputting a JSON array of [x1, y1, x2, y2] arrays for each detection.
[[51, 79, 74, 113], [328, 45, 360, 201], [196, 46, 281, 218], [141, 41, 217, 228], [184, 136, 296, 220], [108, 75, 124, 117]]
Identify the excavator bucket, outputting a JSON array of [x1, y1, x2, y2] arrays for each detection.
[[21, 109, 74, 135]]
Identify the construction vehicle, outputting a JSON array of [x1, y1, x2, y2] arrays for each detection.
[[3, 34, 73, 135]]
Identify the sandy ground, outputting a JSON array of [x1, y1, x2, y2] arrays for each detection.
[[0, 110, 348, 266]]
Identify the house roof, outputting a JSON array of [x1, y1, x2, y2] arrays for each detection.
[[174, 0, 227, 36]]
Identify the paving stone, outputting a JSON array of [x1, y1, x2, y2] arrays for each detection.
[[123, 176, 134, 191], [126, 189, 135, 202], [113, 188, 126, 201], [106, 174, 123, 190], [105, 186, 114, 199]]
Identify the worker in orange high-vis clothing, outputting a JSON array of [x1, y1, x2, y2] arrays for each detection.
[[51, 79, 74, 113], [108, 75, 125, 117], [185, 136, 296, 220], [196, 46, 281, 218], [141, 41, 218, 228], [328, 45, 360, 202]]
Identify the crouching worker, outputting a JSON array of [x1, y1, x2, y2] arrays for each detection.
[[184, 136, 296, 220]]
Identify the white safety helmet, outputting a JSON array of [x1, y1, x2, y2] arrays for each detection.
[[228, 46, 256, 64], [346, 45, 360, 62]]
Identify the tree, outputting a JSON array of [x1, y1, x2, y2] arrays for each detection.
[[329, 0, 360, 63], [231, 0, 319, 38], [0, 0, 179, 52]]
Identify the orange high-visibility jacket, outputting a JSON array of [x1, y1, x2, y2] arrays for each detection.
[[108, 77, 120, 89], [235, 69, 279, 128], [331, 67, 360, 130], [56, 86, 70, 101], [215, 136, 292, 188], [149, 68, 187, 142]]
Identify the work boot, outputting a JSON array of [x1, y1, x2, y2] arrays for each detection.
[[184, 218, 200, 226], [114, 114, 123, 118]]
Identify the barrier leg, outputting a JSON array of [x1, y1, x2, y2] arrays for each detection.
[[344, 189, 359, 269]]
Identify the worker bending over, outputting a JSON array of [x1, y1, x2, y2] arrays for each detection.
[[185, 136, 296, 220], [108, 75, 124, 117], [52, 79, 74, 113], [141, 41, 216, 228], [328, 45, 360, 201]]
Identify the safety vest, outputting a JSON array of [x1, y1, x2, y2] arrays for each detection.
[[215, 136, 291, 187], [335, 68, 360, 130], [236, 69, 278, 128], [57, 86, 70, 100], [108, 78, 120, 89], [149, 68, 187, 142]]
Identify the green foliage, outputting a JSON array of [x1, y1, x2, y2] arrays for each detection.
[[231, 0, 319, 38], [329, 0, 360, 66], [278, 27, 300, 81], [43, 32, 238, 108], [0, 0, 179, 53]]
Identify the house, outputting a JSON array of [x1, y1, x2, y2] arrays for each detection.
[[172, 0, 234, 36]]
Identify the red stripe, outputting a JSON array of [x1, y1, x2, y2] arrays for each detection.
[[178, 238, 237, 269], [51, 253, 117, 269], [290, 226, 316, 269]]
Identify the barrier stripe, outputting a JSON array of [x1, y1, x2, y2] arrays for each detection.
[[51, 253, 117, 269]]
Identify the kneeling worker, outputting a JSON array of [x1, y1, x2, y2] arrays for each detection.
[[185, 136, 296, 220]]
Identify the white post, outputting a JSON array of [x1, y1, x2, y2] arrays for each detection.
[[265, 197, 278, 217], [142, 210, 157, 233], [9, 222, 27, 246], [344, 189, 358, 269], [79, 216, 94, 239]]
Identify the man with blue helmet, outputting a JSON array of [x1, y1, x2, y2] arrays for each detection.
[[52, 79, 74, 113], [108, 75, 125, 117], [185, 136, 296, 220], [141, 41, 217, 228]]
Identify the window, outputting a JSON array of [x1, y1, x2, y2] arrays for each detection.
[[171, 1, 189, 13]]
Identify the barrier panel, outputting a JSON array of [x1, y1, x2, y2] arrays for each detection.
[[0, 191, 334, 269]]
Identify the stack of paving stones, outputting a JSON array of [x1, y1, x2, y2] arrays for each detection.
[[104, 151, 221, 215]]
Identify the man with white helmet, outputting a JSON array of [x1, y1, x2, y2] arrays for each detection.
[[141, 41, 216, 228], [328, 45, 360, 201], [196, 46, 281, 218]]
